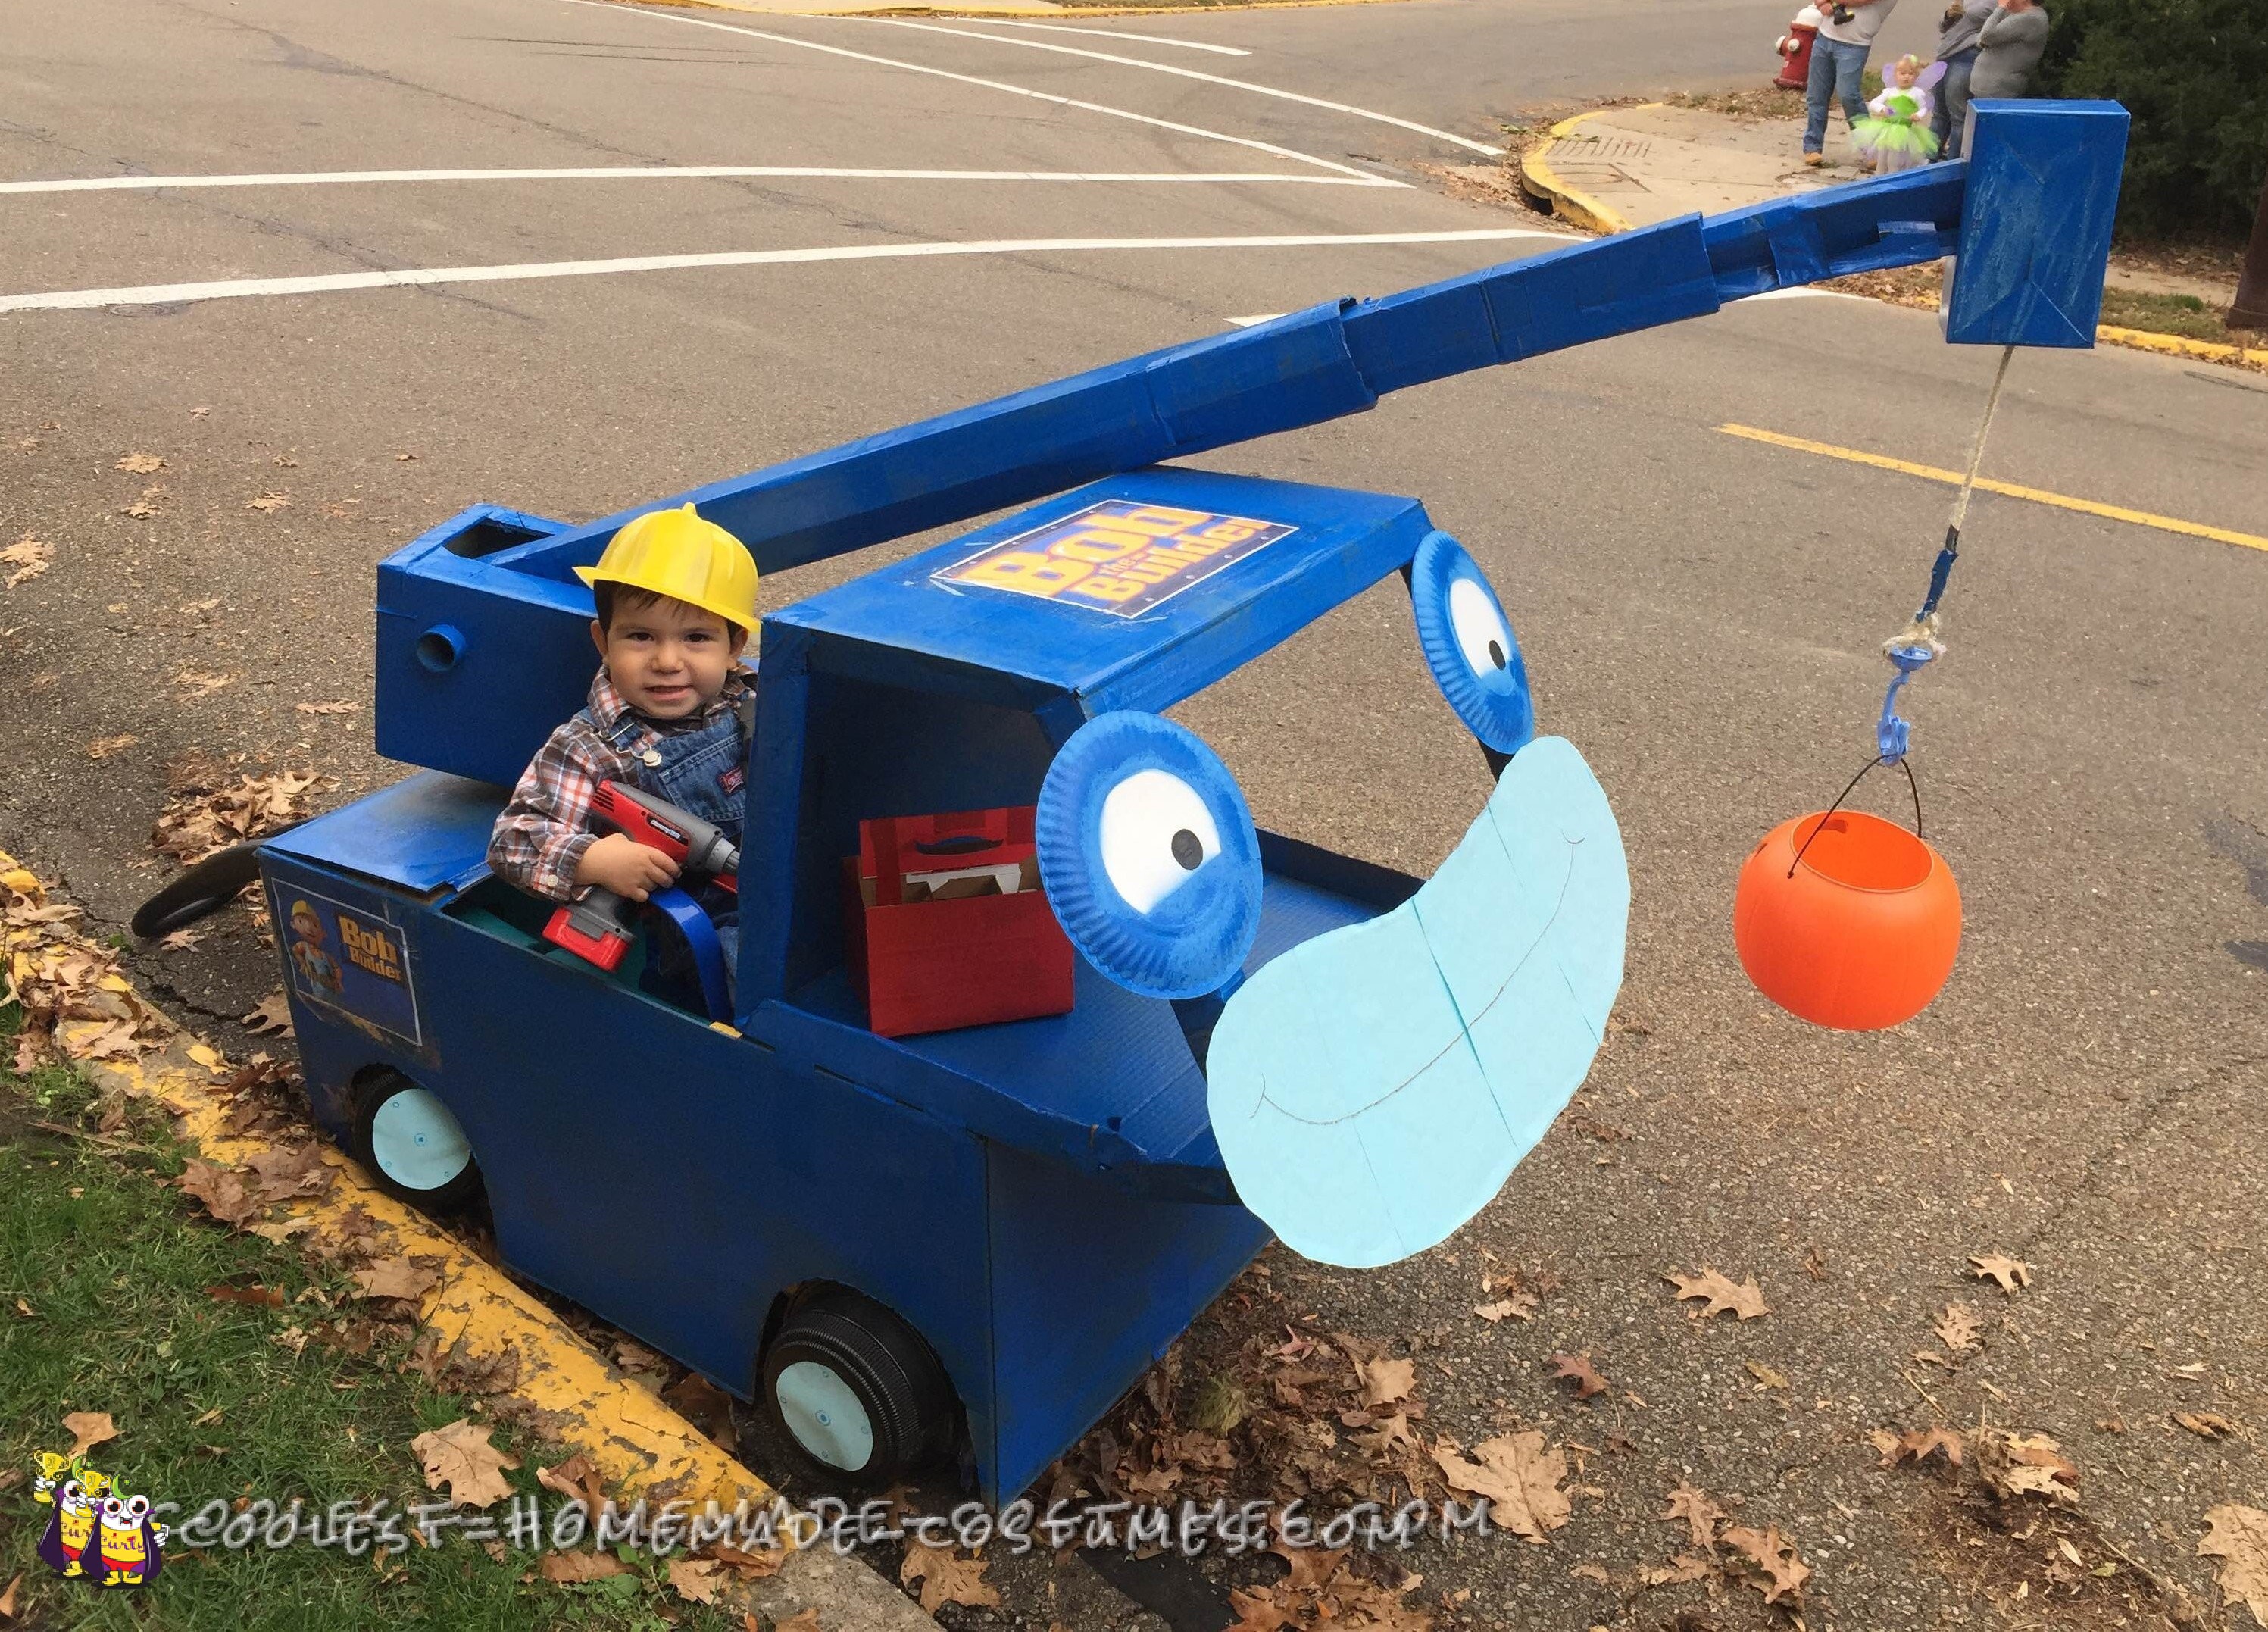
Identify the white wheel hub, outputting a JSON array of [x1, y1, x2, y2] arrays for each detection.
[[775, 1360, 873, 1471], [368, 1087, 472, 1193]]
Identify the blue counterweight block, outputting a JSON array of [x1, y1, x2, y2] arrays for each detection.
[[1944, 100, 2129, 347]]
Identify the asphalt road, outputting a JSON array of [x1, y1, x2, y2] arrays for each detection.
[[5, 2, 2266, 1629]]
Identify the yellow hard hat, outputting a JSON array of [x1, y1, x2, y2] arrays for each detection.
[[576, 502, 758, 632]]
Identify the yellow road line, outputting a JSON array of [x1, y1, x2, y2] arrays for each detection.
[[1717, 424, 2268, 555]]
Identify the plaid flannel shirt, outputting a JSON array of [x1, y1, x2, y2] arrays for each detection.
[[488, 667, 754, 902]]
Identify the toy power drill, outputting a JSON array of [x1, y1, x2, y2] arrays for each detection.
[[542, 782, 740, 971]]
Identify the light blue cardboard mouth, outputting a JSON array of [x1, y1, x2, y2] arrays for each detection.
[[1205, 736, 1629, 1268]]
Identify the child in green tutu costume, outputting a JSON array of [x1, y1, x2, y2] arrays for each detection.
[[1852, 55, 1945, 174]]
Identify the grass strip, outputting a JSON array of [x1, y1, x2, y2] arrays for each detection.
[[0, 1011, 742, 1632]]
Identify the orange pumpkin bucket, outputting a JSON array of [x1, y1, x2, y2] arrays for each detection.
[[1733, 808, 1960, 1030]]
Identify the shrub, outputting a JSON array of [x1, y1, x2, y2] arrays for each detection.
[[2033, 0, 2268, 239]]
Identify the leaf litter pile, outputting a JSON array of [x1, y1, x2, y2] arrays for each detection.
[[154, 749, 329, 864], [1032, 1205, 2229, 1630]]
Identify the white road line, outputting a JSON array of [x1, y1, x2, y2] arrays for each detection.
[[0, 166, 1385, 195], [875, 17, 1504, 158], [0, 229, 1570, 315], [1744, 286, 1870, 302], [555, 0, 1396, 186], [941, 19, 1251, 55]]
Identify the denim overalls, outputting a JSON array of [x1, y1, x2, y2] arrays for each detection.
[[585, 682, 751, 991]]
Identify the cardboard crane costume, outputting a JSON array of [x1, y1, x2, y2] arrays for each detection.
[[197, 101, 2128, 1505]]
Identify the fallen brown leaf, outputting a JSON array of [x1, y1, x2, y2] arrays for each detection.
[[2201, 1505, 2268, 1627], [1934, 1302, 1981, 1353], [242, 993, 295, 1036], [708, 1543, 786, 1580], [772, 1613, 823, 1632], [242, 1143, 330, 1201], [1873, 1425, 1964, 1468], [0, 538, 52, 587], [295, 700, 359, 715], [1474, 1292, 1538, 1323], [178, 1158, 260, 1226], [116, 452, 165, 473], [411, 1418, 520, 1509], [539, 1549, 629, 1583], [667, 1557, 728, 1604], [899, 1543, 1002, 1613], [535, 1453, 606, 1517], [245, 491, 290, 513], [1744, 1358, 1790, 1390], [1666, 1267, 1768, 1320], [1974, 1427, 2079, 1505], [2174, 1411, 2241, 1440], [1359, 1355, 1417, 1408], [1723, 1524, 1810, 1605], [1570, 1561, 1610, 1584], [1661, 1483, 1725, 1550], [661, 1374, 736, 1448], [1431, 1432, 1568, 1542], [86, 733, 138, 760], [353, 1258, 442, 1303], [1969, 1252, 2032, 1293], [0, 537, 52, 588], [1548, 1352, 1607, 1401], [1640, 1553, 1713, 1587], [63, 1411, 117, 1458], [205, 1283, 286, 1308]]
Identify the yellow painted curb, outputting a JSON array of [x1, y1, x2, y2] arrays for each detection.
[[42, 1003, 942, 1627], [1516, 106, 1654, 236], [83, 1040, 772, 1511], [2095, 323, 2268, 370]]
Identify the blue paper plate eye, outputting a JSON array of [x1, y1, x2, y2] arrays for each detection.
[[1409, 530, 1535, 755], [1036, 711, 1264, 1001]]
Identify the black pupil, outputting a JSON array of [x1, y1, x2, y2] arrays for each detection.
[[1170, 829, 1204, 870], [1487, 638, 1506, 670]]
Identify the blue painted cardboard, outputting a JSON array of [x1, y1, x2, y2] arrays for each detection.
[[1945, 101, 2129, 345], [772, 468, 1431, 717], [371, 123, 2127, 786]]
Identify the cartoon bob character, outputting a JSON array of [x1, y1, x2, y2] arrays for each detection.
[[288, 899, 344, 993]]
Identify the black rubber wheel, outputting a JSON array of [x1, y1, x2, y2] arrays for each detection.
[[758, 1287, 957, 1487], [351, 1070, 482, 1213], [131, 835, 297, 940]]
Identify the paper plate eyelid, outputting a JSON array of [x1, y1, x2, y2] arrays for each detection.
[[1407, 530, 1536, 755]]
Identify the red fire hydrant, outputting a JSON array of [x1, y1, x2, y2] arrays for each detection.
[[1776, 6, 1822, 90]]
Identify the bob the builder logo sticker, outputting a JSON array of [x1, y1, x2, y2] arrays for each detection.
[[934, 500, 1297, 617], [272, 882, 422, 1046], [33, 1453, 167, 1590]]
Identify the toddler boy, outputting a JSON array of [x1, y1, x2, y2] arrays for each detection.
[[489, 502, 758, 982]]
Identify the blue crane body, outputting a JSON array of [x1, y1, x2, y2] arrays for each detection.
[[257, 102, 2126, 1505]]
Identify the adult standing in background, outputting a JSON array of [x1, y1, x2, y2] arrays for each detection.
[[1804, 0, 1902, 168], [1931, 0, 1992, 159], [1970, 0, 2051, 100]]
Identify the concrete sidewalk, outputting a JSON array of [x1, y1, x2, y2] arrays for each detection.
[[1517, 101, 2268, 370], [1520, 101, 1852, 235]]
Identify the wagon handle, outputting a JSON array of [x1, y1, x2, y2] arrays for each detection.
[[1785, 755, 1925, 880]]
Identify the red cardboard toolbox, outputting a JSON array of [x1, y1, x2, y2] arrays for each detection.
[[845, 805, 1076, 1038]]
